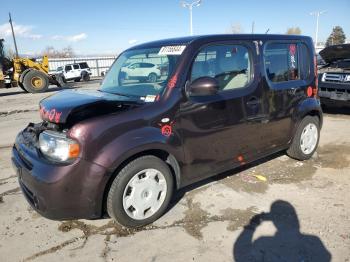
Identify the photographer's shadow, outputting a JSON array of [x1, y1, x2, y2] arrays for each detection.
[[233, 200, 331, 262]]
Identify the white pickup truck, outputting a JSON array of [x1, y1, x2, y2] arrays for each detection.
[[53, 62, 91, 82]]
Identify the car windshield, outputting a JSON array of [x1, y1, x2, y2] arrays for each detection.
[[100, 46, 183, 102]]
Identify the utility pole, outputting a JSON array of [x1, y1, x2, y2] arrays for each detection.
[[181, 0, 202, 36], [9, 13, 19, 58], [251, 21, 255, 34], [8, 13, 19, 58], [310, 10, 326, 48]]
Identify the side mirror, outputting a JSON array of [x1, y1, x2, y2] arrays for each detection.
[[188, 77, 219, 96]]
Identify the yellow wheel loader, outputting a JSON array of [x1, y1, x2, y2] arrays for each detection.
[[0, 14, 62, 93]]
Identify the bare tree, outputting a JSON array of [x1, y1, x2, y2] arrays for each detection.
[[286, 27, 302, 35], [42, 46, 75, 58], [226, 23, 243, 34]]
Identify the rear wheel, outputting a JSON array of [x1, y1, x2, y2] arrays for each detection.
[[148, 73, 157, 83], [82, 72, 90, 81], [107, 156, 174, 228], [22, 70, 49, 93], [287, 116, 320, 160]]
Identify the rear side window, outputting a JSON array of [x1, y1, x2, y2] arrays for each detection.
[[73, 64, 79, 69], [264, 43, 299, 82], [299, 44, 311, 80], [191, 44, 252, 91], [79, 62, 89, 69], [264, 42, 311, 83]]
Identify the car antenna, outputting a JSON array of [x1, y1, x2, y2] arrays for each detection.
[[265, 28, 270, 34]]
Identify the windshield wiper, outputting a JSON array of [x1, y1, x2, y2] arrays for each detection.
[[100, 89, 136, 98]]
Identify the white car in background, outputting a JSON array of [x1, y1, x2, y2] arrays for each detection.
[[121, 62, 161, 82], [53, 62, 91, 83]]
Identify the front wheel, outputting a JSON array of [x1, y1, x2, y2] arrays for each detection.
[[287, 116, 320, 160], [22, 70, 49, 93], [107, 156, 174, 228]]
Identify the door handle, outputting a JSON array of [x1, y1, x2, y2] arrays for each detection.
[[246, 96, 261, 107]]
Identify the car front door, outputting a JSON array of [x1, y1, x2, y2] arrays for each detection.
[[180, 42, 266, 181], [128, 63, 141, 78]]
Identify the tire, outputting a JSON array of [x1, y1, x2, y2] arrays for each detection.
[[56, 74, 66, 87], [82, 72, 90, 82], [148, 73, 157, 83], [74, 78, 81, 82], [22, 70, 49, 93], [107, 155, 174, 228], [18, 82, 29, 93], [287, 116, 320, 160]]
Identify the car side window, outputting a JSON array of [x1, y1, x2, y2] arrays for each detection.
[[73, 64, 79, 70], [264, 43, 299, 82], [65, 65, 72, 71], [299, 43, 311, 80], [191, 44, 252, 91]]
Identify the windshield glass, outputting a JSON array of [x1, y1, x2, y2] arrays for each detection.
[[100, 47, 182, 102]]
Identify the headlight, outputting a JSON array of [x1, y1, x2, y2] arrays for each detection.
[[39, 131, 80, 162]]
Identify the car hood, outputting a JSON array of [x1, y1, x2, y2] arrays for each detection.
[[319, 44, 350, 64], [39, 89, 141, 125]]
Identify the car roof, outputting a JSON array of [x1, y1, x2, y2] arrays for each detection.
[[128, 34, 312, 50]]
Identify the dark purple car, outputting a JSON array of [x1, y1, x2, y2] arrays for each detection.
[[12, 34, 322, 227]]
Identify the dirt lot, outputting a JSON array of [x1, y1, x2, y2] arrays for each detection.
[[0, 83, 349, 262]]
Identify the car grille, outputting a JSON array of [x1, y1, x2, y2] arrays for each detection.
[[321, 73, 350, 83], [319, 87, 350, 93]]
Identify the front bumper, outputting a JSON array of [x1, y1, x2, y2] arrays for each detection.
[[11, 128, 109, 220], [318, 82, 350, 102]]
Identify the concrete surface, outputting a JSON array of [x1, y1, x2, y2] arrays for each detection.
[[0, 83, 349, 262]]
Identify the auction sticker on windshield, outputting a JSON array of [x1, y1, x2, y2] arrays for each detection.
[[158, 45, 186, 55]]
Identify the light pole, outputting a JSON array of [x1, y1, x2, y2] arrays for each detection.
[[181, 0, 202, 36], [310, 10, 326, 47]]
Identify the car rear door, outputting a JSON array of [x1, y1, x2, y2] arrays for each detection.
[[180, 41, 266, 180], [72, 64, 81, 78], [64, 65, 74, 79], [262, 41, 312, 148]]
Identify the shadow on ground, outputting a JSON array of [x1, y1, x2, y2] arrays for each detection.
[[233, 200, 331, 262], [322, 105, 350, 115]]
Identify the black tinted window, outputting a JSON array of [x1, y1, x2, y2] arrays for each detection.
[[264, 43, 299, 82], [142, 63, 155, 68], [191, 44, 252, 91], [299, 44, 311, 80], [73, 64, 79, 69], [79, 62, 89, 69], [65, 65, 72, 71]]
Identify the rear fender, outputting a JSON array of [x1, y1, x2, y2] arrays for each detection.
[[291, 98, 323, 139]]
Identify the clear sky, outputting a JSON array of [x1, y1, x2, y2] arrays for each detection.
[[0, 0, 349, 56]]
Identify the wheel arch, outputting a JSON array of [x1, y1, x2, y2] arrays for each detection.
[[291, 98, 323, 141], [101, 148, 181, 217]]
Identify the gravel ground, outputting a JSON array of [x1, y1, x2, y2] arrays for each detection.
[[0, 83, 349, 262]]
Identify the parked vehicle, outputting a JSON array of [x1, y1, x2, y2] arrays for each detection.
[[52, 62, 91, 83], [12, 34, 321, 228], [121, 62, 161, 82], [318, 44, 350, 107], [0, 39, 61, 93]]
